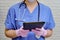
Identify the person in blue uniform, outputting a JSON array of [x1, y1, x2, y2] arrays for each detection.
[[4, 0, 55, 40]]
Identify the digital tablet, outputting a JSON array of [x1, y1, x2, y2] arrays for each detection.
[[23, 22, 45, 31]]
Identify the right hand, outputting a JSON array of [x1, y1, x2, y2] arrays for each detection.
[[16, 26, 29, 37]]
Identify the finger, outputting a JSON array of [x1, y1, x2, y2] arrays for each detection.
[[23, 29, 29, 32], [32, 29, 36, 32], [25, 30, 29, 32], [32, 29, 35, 30], [20, 26, 23, 30], [36, 28, 41, 30], [35, 28, 41, 31]]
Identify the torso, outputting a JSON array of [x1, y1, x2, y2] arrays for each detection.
[[11, 2, 51, 40]]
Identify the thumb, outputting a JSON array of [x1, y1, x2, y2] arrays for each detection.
[[20, 26, 23, 30]]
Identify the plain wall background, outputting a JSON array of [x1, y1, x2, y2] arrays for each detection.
[[0, 0, 60, 40]]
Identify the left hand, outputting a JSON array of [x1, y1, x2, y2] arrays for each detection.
[[32, 27, 47, 37]]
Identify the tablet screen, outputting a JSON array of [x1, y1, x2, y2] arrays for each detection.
[[23, 22, 45, 31]]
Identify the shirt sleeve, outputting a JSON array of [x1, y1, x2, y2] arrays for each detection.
[[45, 8, 55, 30], [4, 7, 15, 30]]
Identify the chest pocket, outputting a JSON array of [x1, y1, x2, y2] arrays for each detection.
[[15, 18, 25, 29]]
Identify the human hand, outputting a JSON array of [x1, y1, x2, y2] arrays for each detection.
[[16, 26, 29, 37], [32, 27, 47, 38]]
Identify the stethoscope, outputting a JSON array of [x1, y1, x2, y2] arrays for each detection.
[[19, 1, 40, 22], [15, 1, 41, 30]]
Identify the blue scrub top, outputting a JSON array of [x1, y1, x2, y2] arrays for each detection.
[[5, 2, 55, 40]]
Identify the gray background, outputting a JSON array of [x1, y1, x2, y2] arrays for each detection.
[[0, 0, 60, 40]]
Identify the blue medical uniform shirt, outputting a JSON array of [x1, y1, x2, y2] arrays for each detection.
[[5, 2, 55, 40]]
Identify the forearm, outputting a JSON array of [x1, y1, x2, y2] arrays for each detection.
[[5, 29, 17, 38], [44, 30, 53, 38]]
